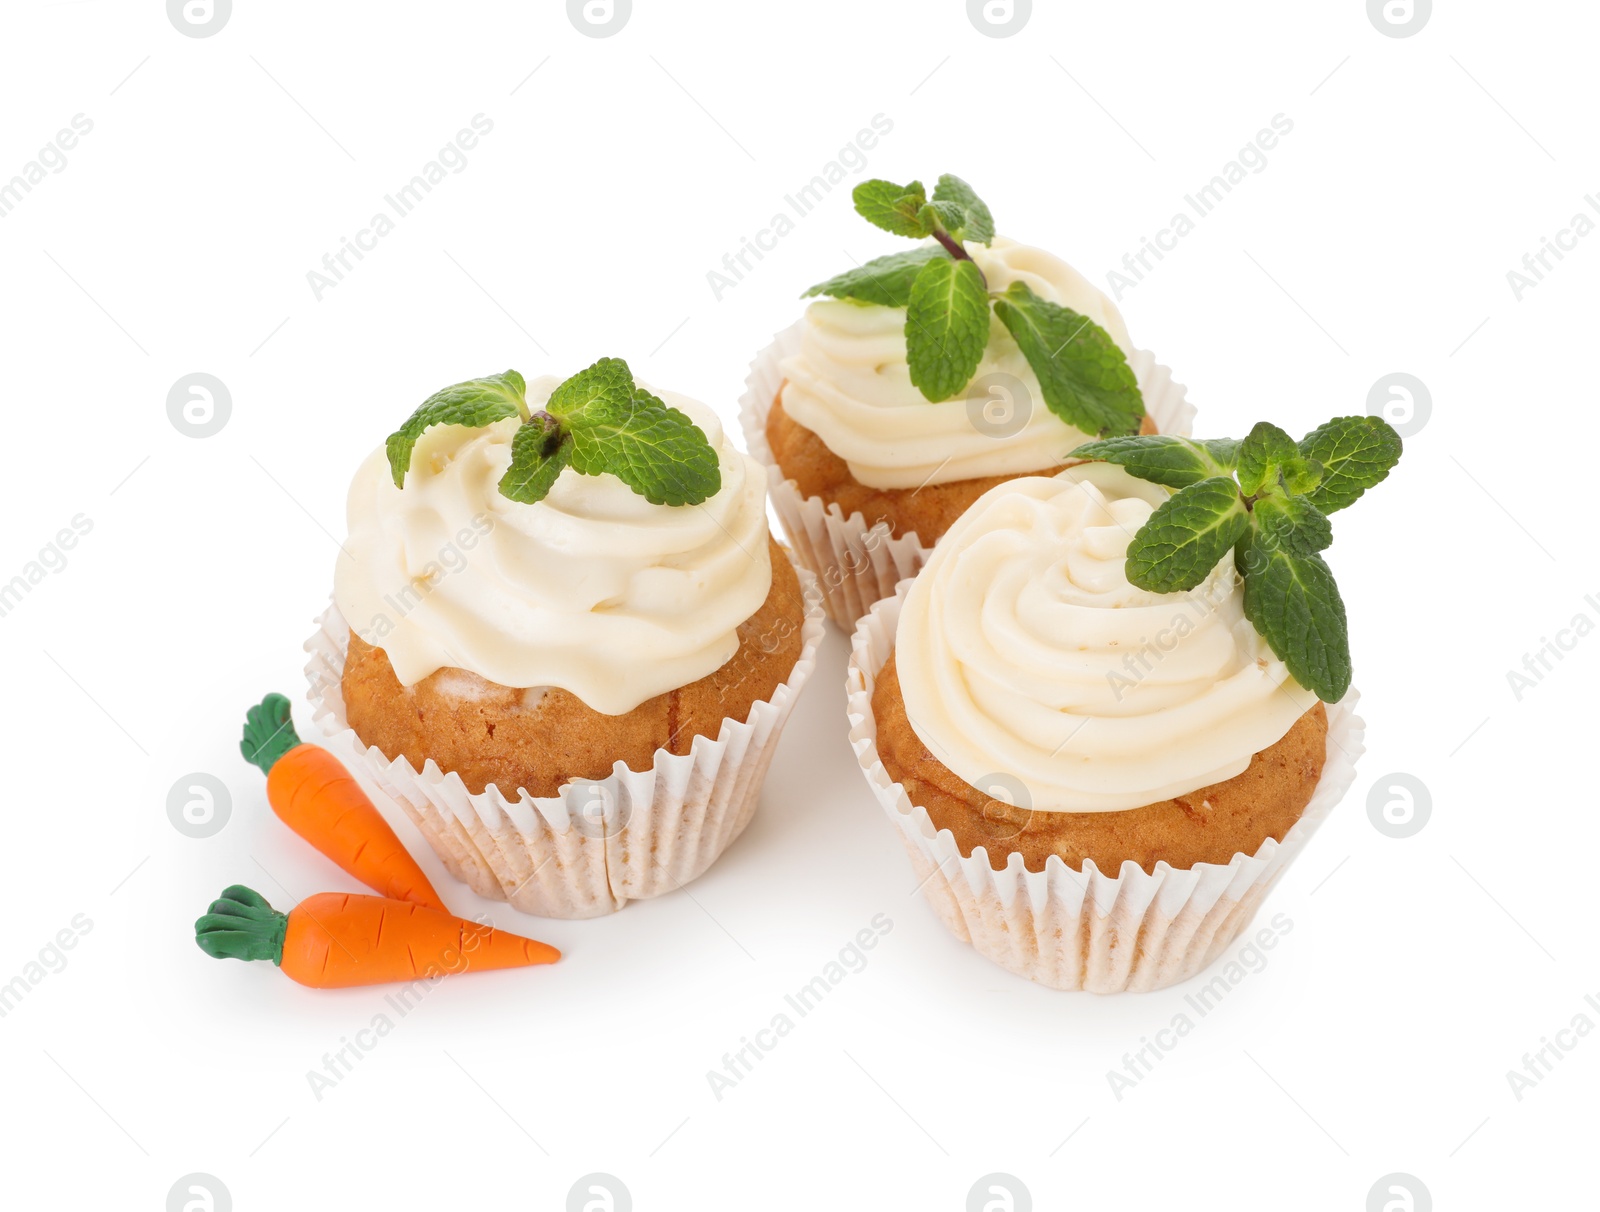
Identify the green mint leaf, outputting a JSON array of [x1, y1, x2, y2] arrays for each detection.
[[1236, 421, 1299, 495], [386, 370, 526, 488], [852, 178, 928, 238], [543, 356, 635, 425], [801, 246, 947, 307], [992, 281, 1144, 436], [567, 387, 721, 506], [916, 199, 966, 237], [932, 174, 994, 244], [1298, 415, 1403, 513], [498, 418, 572, 505], [1253, 494, 1333, 557], [1238, 530, 1351, 702], [1206, 438, 1242, 466], [1282, 456, 1324, 496], [1069, 434, 1240, 488], [1124, 476, 1250, 593], [904, 256, 991, 402]]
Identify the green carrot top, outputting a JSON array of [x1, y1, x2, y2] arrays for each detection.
[[194, 885, 287, 966], [240, 693, 302, 776]]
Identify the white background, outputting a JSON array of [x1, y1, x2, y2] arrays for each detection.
[[2, 1, 1595, 1208]]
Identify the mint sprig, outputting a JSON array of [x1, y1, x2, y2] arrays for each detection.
[[1298, 415, 1403, 513], [932, 174, 993, 244], [386, 358, 721, 508], [1068, 434, 1241, 488], [1253, 493, 1332, 557], [499, 415, 572, 504], [906, 256, 990, 402], [1124, 476, 1250, 593], [386, 370, 527, 488], [801, 173, 1145, 437], [992, 282, 1143, 436], [1239, 537, 1350, 703], [853, 178, 932, 239], [801, 246, 945, 309], [566, 385, 722, 506], [1236, 421, 1307, 496], [1070, 415, 1403, 702]]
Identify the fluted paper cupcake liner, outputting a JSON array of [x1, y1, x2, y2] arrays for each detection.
[[739, 322, 1199, 630], [303, 564, 825, 920], [846, 582, 1364, 993]]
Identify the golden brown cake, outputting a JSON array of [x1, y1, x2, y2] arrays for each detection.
[[766, 388, 1158, 545], [343, 537, 806, 798], [871, 650, 1328, 874]]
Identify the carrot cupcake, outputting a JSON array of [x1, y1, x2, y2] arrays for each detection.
[[307, 359, 823, 918], [740, 173, 1196, 626], [848, 417, 1402, 991]]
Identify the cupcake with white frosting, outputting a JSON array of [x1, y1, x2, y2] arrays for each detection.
[[741, 174, 1196, 627], [307, 359, 823, 918], [849, 414, 1402, 990]]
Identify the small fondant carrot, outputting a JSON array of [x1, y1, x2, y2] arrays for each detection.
[[194, 885, 559, 988], [240, 694, 446, 912]]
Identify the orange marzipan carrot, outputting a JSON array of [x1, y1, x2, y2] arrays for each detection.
[[195, 886, 560, 989], [241, 693, 446, 912]]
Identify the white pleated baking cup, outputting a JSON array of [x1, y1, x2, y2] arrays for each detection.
[[303, 564, 825, 920], [739, 321, 1200, 631], [846, 582, 1364, 994]]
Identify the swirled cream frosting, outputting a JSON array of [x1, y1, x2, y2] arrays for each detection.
[[779, 236, 1135, 490], [893, 462, 1310, 812], [334, 380, 771, 715]]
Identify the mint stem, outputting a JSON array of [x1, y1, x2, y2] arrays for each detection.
[[930, 228, 989, 294], [528, 410, 564, 453], [932, 228, 971, 263]]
